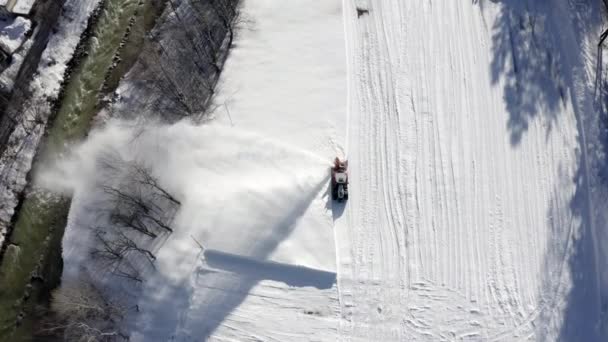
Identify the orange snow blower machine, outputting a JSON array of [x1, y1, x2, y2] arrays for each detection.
[[331, 157, 349, 202]]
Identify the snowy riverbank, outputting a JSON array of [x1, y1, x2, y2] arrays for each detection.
[[0, 0, 101, 247]]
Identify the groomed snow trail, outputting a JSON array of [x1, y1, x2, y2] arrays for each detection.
[[336, 0, 602, 340]]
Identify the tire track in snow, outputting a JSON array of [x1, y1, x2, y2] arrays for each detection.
[[337, 0, 590, 340], [343, 0, 405, 285]]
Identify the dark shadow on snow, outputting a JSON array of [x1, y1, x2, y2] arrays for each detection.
[[204, 249, 336, 289], [323, 175, 346, 220], [489, 0, 567, 146], [332, 200, 346, 221], [487, 0, 607, 340]]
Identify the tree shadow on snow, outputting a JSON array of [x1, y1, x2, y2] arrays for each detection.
[[489, 0, 583, 146], [536, 164, 602, 341], [488, 0, 607, 339]]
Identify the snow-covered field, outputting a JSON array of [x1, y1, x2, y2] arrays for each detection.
[[55, 0, 607, 340]]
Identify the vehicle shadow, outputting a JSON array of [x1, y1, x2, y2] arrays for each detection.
[[322, 174, 347, 220], [332, 200, 346, 220]]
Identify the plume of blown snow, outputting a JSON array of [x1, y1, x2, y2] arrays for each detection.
[[40, 119, 331, 282]]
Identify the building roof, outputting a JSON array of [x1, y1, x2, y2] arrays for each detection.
[[0, 15, 31, 54], [9, 0, 36, 15]]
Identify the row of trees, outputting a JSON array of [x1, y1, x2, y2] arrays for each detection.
[[90, 150, 181, 283], [124, 0, 244, 121], [42, 277, 129, 341], [38, 150, 180, 341]]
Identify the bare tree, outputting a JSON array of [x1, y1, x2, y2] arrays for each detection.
[[87, 149, 180, 283], [40, 278, 129, 341], [168, 0, 222, 75], [92, 228, 156, 265], [130, 162, 181, 206], [91, 229, 145, 283], [208, 0, 243, 49], [114, 230, 157, 263], [126, 0, 245, 121], [103, 180, 174, 230], [96, 150, 179, 237], [107, 206, 159, 238], [140, 40, 196, 117], [91, 229, 127, 263]]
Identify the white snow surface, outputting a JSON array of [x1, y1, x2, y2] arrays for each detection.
[[54, 0, 608, 341]]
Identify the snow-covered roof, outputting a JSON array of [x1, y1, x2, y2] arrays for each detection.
[[10, 0, 36, 15], [5, 0, 36, 15], [0, 16, 31, 53]]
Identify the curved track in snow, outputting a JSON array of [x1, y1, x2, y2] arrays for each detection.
[[336, 0, 603, 340]]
